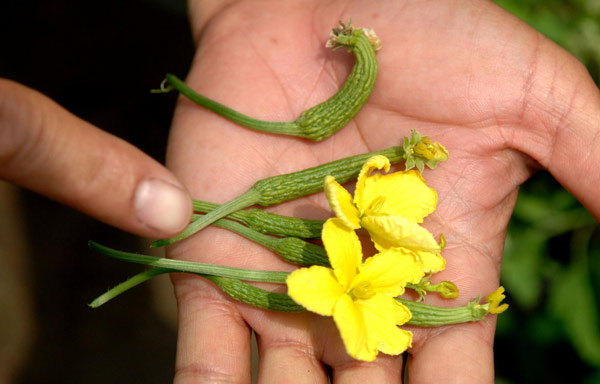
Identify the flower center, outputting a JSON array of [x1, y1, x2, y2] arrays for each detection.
[[349, 281, 376, 300], [363, 196, 386, 217]]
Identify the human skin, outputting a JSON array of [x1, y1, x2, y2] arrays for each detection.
[[167, 0, 600, 383], [0, 79, 193, 239]]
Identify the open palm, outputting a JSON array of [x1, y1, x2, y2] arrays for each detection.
[[166, 0, 600, 382]]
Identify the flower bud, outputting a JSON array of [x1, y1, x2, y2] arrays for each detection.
[[427, 281, 460, 299]]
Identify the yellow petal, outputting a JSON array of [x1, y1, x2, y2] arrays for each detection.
[[333, 294, 377, 361], [354, 156, 390, 214], [357, 294, 413, 355], [486, 286, 509, 314], [322, 218, 362, 289], [362, 170, 437, 222], [362, 215, 441, 252], [324, 176, 360, 229], [286, 266, 345, 316], [413, 250, 446, 274], [376, 327, 413, 356], [351, 249, 424, 298]]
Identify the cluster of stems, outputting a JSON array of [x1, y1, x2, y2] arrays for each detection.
[[90, 21, 503, 332], [90, 128, 498, 326]]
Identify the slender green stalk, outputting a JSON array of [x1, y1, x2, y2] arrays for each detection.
[[151, 188, 261, 248], [90, 265, 494, 325], [89, 267, 170, 308], [207, 216, 330, 267], [89, 267, 304, 312], [193, 200, 324, 239], [163, 74, 298, 135], [151, 144, 406, 247], [157, 22, 378, 141], [89, 241, 289, 283]]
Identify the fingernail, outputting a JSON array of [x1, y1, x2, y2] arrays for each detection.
[[134, 178, 191, 235]]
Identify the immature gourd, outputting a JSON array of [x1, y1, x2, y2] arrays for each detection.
[[157, 21, 380, 141], [151, 144, 408, 247], [151, 130, 446, 248]]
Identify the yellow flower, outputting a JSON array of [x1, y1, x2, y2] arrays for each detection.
[[324, 155, 445, 273], [286, 218, 424, 361]]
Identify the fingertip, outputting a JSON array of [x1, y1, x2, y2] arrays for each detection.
[[133, 178, 193, 238]]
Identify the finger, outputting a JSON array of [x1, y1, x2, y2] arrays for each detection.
[[330, 353, 404, 383], [254, 313, 328, 383], [173, 274, 252, 383], [0, 79, 192, 238], [408, 322, 496, 383]]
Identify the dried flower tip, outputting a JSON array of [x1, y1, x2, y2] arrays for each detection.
[[361, 28, 382, 51]]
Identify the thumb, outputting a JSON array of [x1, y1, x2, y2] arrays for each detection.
[[0, 78, 192, 239]]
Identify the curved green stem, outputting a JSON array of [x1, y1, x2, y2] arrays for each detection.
[[159, 23, 378, 141], [165, 74, 299, 135]]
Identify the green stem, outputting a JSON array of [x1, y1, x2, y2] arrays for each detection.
[[193, 199, 324, 239], [90, 267, 303, 312], [89, 267, 170, 308], [209, 216, 281, 248], [165, 74, 299, 135], [89, 241, 289, 283], [151, 188, 261, 247], [160, 26, 377, 141], [207, 216, 330, 267], [251, 145, 406, 206], [152, 144, 406, 247], [90, 264, 494, 325]]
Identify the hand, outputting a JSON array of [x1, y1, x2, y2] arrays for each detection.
[[0, 79, 193, 239], [167, 0, 600, 382]]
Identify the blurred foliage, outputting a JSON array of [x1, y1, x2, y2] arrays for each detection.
[[493, 1, 600, 383], [497, 174, 600, 382]]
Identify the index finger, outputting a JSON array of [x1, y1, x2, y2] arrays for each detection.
[[0, 79, 192, 238]]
